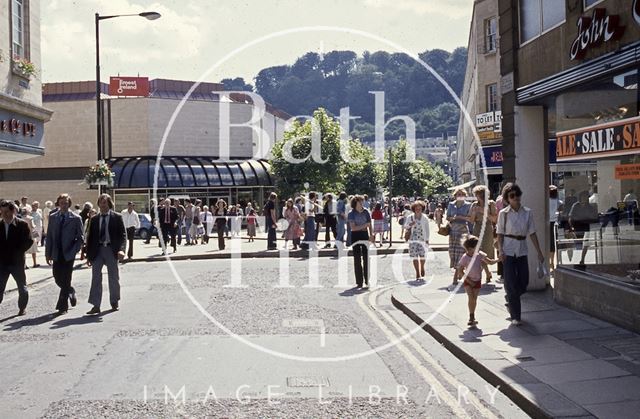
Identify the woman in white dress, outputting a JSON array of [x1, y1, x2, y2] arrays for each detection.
[[404, 200, 430, 281]]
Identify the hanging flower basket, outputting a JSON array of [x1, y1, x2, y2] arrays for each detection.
[[85, 160, 114, 187]]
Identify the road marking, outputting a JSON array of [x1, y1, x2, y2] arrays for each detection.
[[282, 318, 326, 347], [358, 285, 499, 419]]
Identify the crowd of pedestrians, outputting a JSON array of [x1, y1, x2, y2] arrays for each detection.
[[0, 184, 557, 330]]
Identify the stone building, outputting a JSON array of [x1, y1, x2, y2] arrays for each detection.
[[0, 0, 52, 166]]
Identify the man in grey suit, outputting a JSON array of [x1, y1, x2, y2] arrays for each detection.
[[85, 194, 126, 315], [45, 194, 84, 315]]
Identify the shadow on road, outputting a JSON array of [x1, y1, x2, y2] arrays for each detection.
[[2, 312, 60, 331], [338, 287, 368, 297], [49, 310, 117, 329]]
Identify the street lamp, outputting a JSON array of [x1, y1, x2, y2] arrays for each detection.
[[95, 11, 161, 161]]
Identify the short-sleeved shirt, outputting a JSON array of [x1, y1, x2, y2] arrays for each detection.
[[496, 205, 536, 257], [447, 201, 472, 228], [457, 251, 488, 281], [348, 208, 371, 227]]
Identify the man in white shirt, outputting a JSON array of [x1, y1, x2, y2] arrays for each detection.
[[121, 202, 140, 259]]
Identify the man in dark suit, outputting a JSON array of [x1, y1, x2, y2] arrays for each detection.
[[144, 199, 157, 244], [85, 194, 126, 315], [0, 200, 33, 316], [45, 194, 84, 315], [158, 198, 178, 255]]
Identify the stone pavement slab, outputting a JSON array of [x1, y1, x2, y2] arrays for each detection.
[[392, 256, 640, 419]]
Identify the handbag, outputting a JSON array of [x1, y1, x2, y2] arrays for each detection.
[[438, 224, 451, 236], [404, 226, 412, 241]]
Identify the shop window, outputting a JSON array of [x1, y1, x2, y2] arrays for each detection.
[[484, 17, 497, 53], [520, 0, 566, 44], [486, 83, 498, 112]]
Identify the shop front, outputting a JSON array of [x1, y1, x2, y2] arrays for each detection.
[[517, 56, 640, 332]]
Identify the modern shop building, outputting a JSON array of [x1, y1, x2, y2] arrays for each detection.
[[499, 0, 640, 331], [0, 78, 288, 211], [0, 0, 52, 165]]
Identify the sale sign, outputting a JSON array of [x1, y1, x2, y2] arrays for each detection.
[[109, 76, 150, 97]]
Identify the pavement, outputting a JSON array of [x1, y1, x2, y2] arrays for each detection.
[[392, 274, 640, 418]]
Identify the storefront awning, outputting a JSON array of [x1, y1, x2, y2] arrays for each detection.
[[447, 179, 476, 191], [108, 157, 272, 189]]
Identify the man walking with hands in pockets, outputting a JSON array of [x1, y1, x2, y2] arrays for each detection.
[[45, 194, 84, 315], [85, 194, 126, 315]]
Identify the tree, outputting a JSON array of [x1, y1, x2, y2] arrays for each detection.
[[269, 108, 383, 198], [220, 77, 253, 92], [387, 139, 453, 197]]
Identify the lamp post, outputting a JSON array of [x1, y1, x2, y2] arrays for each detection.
[[95, 11, 161, 162]]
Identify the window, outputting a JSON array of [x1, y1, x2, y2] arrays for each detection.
[[485, 17, 498, 53], [583, 0, 604, 10], [520, 0, 566, 44], [486, 83, 498, 112], [10, 0, 29, 59]]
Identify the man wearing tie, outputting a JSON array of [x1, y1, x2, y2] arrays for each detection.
[[158, 198, 178, 255], [45, 194, 84, 314], [0, 200, 33, 316], [85, 194, 126, 315]]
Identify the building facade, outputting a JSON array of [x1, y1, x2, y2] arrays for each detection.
[[457, 0, 502, 195], [499, 0, 640, 331], [0, 78, 288, 211], [0, 0, 52, 165]]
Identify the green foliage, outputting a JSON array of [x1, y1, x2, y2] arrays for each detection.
[[220, 77, 253, 92], [269, 109, 383, 198], [387, 139, 453, 197], [254, 48, 467, 137]]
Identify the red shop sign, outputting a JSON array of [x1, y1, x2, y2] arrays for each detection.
[[109, 76, 150, 97]]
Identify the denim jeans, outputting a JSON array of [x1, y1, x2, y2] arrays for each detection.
[[184, 219, 192, 244], [337, 218, 346, 243], [503, 255, 529, 321]]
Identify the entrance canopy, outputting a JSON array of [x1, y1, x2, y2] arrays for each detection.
[[108, 157, 272, 189]]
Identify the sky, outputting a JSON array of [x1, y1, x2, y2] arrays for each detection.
[[41, 0, 472, 84]]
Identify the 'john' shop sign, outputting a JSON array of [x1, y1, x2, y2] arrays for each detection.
[[556, 116, 640, 161]]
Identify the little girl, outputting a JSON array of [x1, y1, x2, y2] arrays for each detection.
[[453, 235, 498, 326], [247, 209, 257, 242]]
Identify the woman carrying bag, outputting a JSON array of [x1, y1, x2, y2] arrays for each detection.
[[404, 200, 430, 281]]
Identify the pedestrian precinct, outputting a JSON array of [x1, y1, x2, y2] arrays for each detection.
[[213, 199, 228, 250], [31, 201, 43, 247], [230, 204, 242, 237], [85, 194, 127, 314], [496, 183, 545, 326], [453, 235, 498, 326], [404, 200, 430, 281], [45, 194, 84, 315], [0, 200, 33, 316], [121, 202, 140, 259], [283, 198, 303, 250], [348, 195, 373, 288], [175, 200, 186, 245], [446, 188, 472, 271], [158, 198, 178, 255], [265, 192, 278, 250], [468, 185, 497, 283]]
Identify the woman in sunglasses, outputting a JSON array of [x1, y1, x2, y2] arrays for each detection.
[[495, 183, 544, 326]]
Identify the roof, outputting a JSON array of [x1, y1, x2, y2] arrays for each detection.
[[108, 157, 272, 189]]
